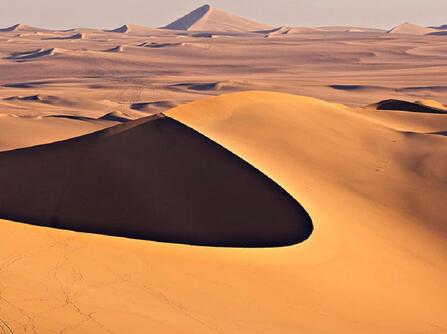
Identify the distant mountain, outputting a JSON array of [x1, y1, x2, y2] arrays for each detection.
[[163, 4, 271, 32]]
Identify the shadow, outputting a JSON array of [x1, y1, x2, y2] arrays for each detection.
[[0, 115, 313, 248], [375, 99, 447, 114]]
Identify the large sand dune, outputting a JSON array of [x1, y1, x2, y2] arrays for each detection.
[[0, 114, 312, 247], [0, 91, 446, 333]]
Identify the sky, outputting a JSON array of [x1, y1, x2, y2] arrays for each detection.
[[1, 0, 446, 30]]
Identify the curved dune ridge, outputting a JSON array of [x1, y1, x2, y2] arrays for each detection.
[[104, 45, 124, 53], [6, 48, 60, 60], [0, 23, 48, 33], [262, 26, 322, 37], [0, 114, 312, 247], [374, 99, 447, 113], [388, 22, 437, 35], [46, 32, 84, 40]]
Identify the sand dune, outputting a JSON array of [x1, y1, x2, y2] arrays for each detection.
[[98, 111, 133, 122], [4, 94, 43, 101], [104, 45, 124, 52], [0, 113, 312, 247], [170, 80, 251, 92], [0, 115, 114, 151], [130, 100, 177, 113], [106, 24, 156, 35], [373, 99, 447, 113], [138, 41, 183, 48], [416, 99, 447, 110], [319, 25, 386, 32], [107, 24, 132, 33], [429, 30, 447, 36], [46, 32, 84, 40], [262, 26, 322, 37], [6, 48, 57, 60], [0, 23, 49, 33], [164, 4, 271, 32], [388, 22, 437, 35]]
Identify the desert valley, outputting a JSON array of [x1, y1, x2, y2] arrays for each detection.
[[0, 4, 446, 334]]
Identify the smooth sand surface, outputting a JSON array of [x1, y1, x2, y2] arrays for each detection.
[[0, 7, 446, 333]]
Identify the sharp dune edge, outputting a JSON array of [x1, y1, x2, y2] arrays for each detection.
[[163, 4, 272, 32], [0, 4, 447, 333], [0, 113, 312, 247]]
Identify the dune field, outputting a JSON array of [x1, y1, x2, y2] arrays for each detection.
[[0, 4, 446, 334]]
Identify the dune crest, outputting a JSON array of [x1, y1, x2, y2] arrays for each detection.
[[0, 23, 48, 33], [0, 113, 312, 247], [262, 26, 321, 37], [6, 48, 59, 60], [388, 22, 436, 35], [373, 99, 447, 113], [164, 4, 271, 32], [104, 45, 124, 52]]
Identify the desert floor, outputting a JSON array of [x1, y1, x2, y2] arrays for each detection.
[[0, 25, 446, 334]]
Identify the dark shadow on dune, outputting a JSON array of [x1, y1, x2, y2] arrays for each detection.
[[45, 33, 83, 40], [131, 101, 176, 112], [376, 99, 447, 114], [44, 113, 129, 123], [0, 115, 313, 247], [330, 84, 388, 92], [330, 84, 365, 91], [430, 131, 447, 136]]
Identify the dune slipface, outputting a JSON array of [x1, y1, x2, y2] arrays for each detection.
[[0, 114, 312, 247]]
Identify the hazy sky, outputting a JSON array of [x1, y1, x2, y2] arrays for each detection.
[[1, 0, 446, 30]]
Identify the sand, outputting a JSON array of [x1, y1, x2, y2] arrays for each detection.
[[0, 4, 446, 334]]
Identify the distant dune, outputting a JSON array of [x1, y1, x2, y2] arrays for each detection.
[[373, 99, 447, 113], [163, 4, 271, 32], [0, 23, 49, 33], [105, 24, 156, 35], [46, 32, 84, 40], [388, 22, 437, 35], [6, 48, 58, 60], [104, 45, 124, 52], [261, 26, 322, 37]]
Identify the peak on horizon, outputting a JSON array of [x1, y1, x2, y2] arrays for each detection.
[[163, 4, 271, 32]]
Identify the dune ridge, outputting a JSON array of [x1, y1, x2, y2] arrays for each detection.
[[0, 113, 312, 247], [388, 22, 437, 35], [163, 4, 271, 32], [373, 99, 447, 113], [6, 48, 58, 60]]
